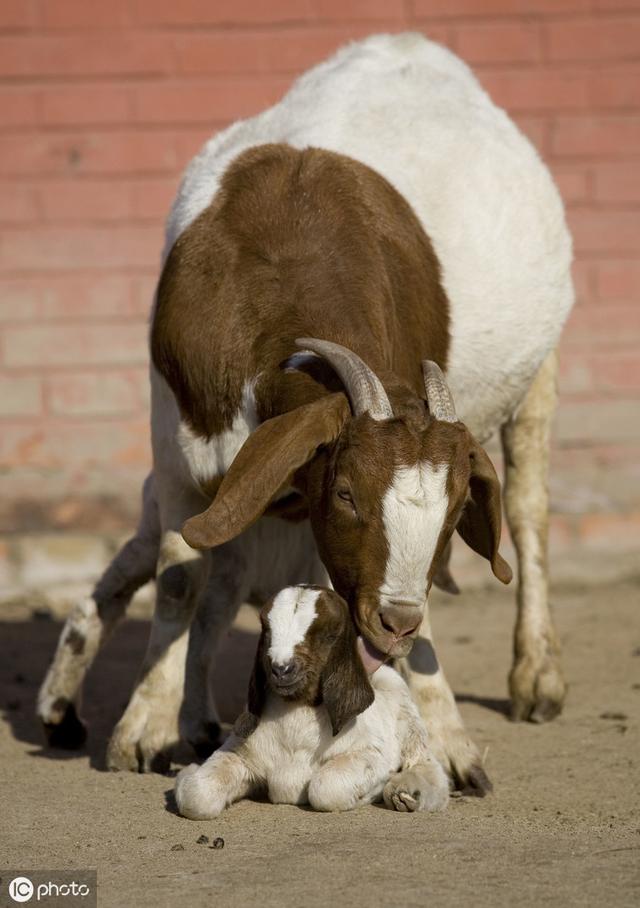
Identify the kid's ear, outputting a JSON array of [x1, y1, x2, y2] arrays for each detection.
[[320, 623, 374, 736]]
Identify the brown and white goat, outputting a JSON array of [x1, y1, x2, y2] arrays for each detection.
[[175, 585, 448, 817], [38, 35, 573, 793]]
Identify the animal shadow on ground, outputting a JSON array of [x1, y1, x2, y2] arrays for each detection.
[[455, 693, 511, 717], [0, 611, 259, 772]]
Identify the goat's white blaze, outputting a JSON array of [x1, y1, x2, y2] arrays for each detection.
[[267, 587, 320, 665], [380, 462, 449, 605]]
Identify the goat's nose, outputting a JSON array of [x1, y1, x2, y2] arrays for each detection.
[[271, 661, 296, 681], [379, 603, 422, 639]]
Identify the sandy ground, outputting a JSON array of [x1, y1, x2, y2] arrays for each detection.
[[1, 578, 639, 907]]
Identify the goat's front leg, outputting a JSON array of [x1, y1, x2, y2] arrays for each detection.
[[38, 475, 159, 749], [175, 745, 255, 820], [106, 505, 207, 773], [501, 350, 566, 723], [382, 698, 449, 812], [401, 609, 492, 796]]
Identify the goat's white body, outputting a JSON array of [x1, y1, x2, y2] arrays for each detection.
[[175, 664, 448, 816], [166, 31, 573, 444]]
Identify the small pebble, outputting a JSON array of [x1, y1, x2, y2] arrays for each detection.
[[171, 844, 184, 852], [137, 836, 146, 840], [210, 837, 225, 850], [196, 835, 209, 845], [600, 711, 628, 721]]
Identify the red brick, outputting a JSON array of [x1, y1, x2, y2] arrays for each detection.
[[313, 0, 405, 19], [568, 209, 640, 253], [571, 260, 595, 304], [38, 0, 131, 28], [594, 163, 640, 202], [175, 28, 371, 77], [130, 178, 177, 220], [411, 0, 589, 15], [0, 184, 39, 223], [0, 375, 42, 417], [46, 369, 148, 416], [135, 78, 292, 124], [41, 85, 132, 127], [546, 18, 640, 63], [0, 88, 38, 130], [39, 180, 132, 223], [0, 131, 178, 177], [0, 418, 151, 469], [0, 35, 173, 78], [558, 350, 594, 394], [456, 23, 541, 65], [512, 115, 548, 152], [0, 225, 162, 272], [596, 261, 640, 300], [552, 167, 591, 206], [0, 275, 149, 321], [0, 280, 40, 322], [0, 0, 35, 29], [2, 323, 148, 368], [552, 115, 640, 157], [481, 70, 589, 112], [564, 304, 640, 345], [590, 66, 640, 109], [592, 350, 640, 391], [134, 0, 312, 26]]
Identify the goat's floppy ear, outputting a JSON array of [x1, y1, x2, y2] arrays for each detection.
[[321, 623, 374, 736], [182, 393, 350, 549], [456, 442, 512, 585], [247, 634, 267, 720]]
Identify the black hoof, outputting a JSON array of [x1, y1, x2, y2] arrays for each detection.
[[43, 701, 87, 750], [455, 763, 493, 798]]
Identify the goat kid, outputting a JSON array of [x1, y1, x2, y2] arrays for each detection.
[[175, 586, 449, 817]]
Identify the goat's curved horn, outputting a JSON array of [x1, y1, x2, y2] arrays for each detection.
[[294, 338, 393, 421], [422, 360, 458, 423]]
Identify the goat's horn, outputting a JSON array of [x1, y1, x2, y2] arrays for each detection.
[[422, 360, 458, 423], [294, 338, 393, 421]]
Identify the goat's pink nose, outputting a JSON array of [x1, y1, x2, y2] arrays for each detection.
[[379, 604, 422, 639]]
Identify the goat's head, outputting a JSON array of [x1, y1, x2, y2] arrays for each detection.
[[248, 585, 374, 735], [182, 339, 512, 659]]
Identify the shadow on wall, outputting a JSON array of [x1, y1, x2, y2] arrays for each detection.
[[0, 615, 259, 772]]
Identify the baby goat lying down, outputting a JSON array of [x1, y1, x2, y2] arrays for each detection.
[[175, 586, 449, 816]]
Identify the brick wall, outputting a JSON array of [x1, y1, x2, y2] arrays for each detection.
[[1, 1, 639, 561]]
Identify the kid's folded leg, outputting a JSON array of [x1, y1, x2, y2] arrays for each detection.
[[175, 751, 253, 820]]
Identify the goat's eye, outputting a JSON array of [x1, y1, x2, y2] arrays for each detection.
[[336, 488, 354, 505]]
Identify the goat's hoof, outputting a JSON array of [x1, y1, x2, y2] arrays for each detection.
[[383, 766, 449, 812], [189, 722, 223, 761], [106, 729, 175, 774], [42, 700, 87, 750], [509, 655, 566, 724], [453, 762, 493, 797]]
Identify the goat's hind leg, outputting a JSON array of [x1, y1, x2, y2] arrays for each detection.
[[501, 350, 566, 722], [37, 475, 159, 748]]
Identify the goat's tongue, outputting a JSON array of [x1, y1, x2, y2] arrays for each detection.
[[357, 636, 388, 675]]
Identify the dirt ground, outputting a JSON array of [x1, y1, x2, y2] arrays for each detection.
[[1, 578, 639, 908]]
